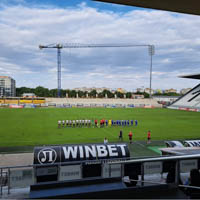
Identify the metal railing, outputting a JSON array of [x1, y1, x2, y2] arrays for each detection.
[[0, 154, 200, 197]]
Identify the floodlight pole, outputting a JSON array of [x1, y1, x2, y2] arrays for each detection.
[[57, 47, 62, 97], [149, 45, 155, 99]]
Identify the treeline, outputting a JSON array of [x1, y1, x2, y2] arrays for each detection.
[[67, 90, 137, 98], [16, 86, 179, 98], [16, 86, 66, 97], [16, 86, 150, 98]]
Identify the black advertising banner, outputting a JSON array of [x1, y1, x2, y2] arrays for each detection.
[[34, 146, 61, 165], [34, 143, 130, 165]]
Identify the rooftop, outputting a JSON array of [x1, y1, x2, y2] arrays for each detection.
[[94, 0, 200, 16], [179, 73, 200, 80]]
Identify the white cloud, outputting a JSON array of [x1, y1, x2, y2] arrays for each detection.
[[0, 4, 200, 91]]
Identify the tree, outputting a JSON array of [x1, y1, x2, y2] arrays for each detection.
[[83, 91, 88, 98], [35, 86, 49, 97], [126, 92, 132, 98], [89, 90, 97, 98], [115, 91, 123, 98], [144, 92, 150, 98], [16, 87, 34, 97], [101, 89, 114, 98], [60, 89, 66, 98], [98, 92, 104, 98], [49, 89, 58, 97], [65, 89, 70, 98], [69, 90, 76, 98], [77, 90, 85, 98], [153, 92, 163, 96]]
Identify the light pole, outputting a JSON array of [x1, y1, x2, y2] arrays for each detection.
[[148, 45, 155, 98]]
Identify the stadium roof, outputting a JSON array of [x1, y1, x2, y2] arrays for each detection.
[[160, 147, 200, 155], [179, 74, 200, 80], [94, 0, 200, 16]]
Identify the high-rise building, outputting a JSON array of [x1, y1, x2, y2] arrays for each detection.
[[0, 76, 16, 97]]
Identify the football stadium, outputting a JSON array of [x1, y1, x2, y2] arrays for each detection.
[[1, 0, 200, 199], [0, 83, 200, 198]]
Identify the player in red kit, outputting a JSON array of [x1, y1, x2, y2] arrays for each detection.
[[95, 119, 98, 127], [128, 131, 133, 144], [147, 130, 151, 144]]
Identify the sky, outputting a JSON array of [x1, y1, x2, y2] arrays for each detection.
[[1, 0, 200, 92]]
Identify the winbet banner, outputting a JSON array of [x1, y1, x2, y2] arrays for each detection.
[[34, 143, 130, 165]]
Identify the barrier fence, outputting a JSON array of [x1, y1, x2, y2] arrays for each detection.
[[0, 103, 160, 109], [1, 154, 200, 197]]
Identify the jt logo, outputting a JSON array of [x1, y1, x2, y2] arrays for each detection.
[[188, 90, 200, 102], [37, 148, 57, 164]]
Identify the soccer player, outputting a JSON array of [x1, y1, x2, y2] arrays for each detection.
[[72, 120, 75, 128], [147, 130, 151, 144], [131, 120, 133, 126], [78, 119, 81, 127], [69, 120, 72, 127], [127, 120, 130, 126], [66, 120, 69, 127], [124, 120, 127, 126], [101, 119, 103, 127], [112, 120, 114, 126], [116, 120, 119, 126], [100, 119, 103, 128], [95, 119, 98, 127], [128, 131, 133, 144], [58, 120, 61, 128], [91, 119, 95, 127], [76, 120, 79, 127], [103, 119, 105, 127], [82, 119, 85, 127], [122, 120, 124, 127], [108, 119, 112, 126], [119, 120, 121, 126], [119, 130, 123, 141], [135, 120, 138, 126], [105, 120, 108, 127], [87, 119, 90, 127], [62, 120, 65, 127], [85, 119, 88, 127]]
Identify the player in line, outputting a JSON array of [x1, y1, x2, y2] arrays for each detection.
[[58, 120, 61, 128]]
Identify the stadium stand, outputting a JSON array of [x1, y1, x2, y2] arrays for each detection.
[[45, 98, 162, 108], [168, 84, 200, 111], [168, 74, 200, 111]]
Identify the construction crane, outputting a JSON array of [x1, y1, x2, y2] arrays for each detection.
[[39, 43, 154, 98]]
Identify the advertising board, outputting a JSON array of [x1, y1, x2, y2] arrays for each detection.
[[9, 169, 34, 188], [34, 143, 130, 165], [184, 140, 200, 147], [144, 161, 162, 174], [59, 165, 82, 181], [180, 159, 198, 173]]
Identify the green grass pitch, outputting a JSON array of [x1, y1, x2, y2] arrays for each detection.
[[0, 107, 200, 147]]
